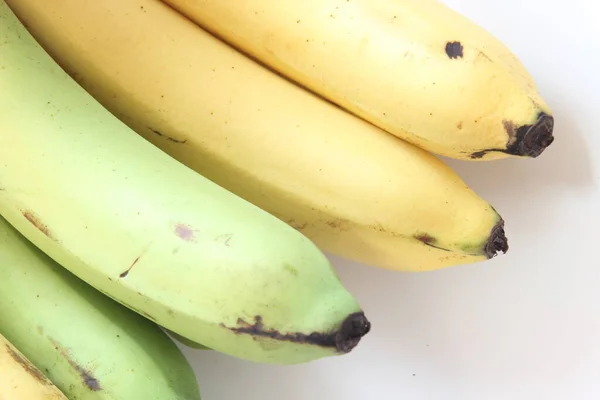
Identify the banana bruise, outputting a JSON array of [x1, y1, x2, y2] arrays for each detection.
[[162, 0, 554, 160], [0, 333, 68, 400], [0, 0, 369, 365], [4, 0, 508, 271]]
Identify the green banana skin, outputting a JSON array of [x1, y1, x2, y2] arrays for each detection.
[[0, 1, 370, 365], [0, 214, 201, 399]]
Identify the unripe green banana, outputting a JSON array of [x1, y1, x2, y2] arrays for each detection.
[[0, 213, 201, 399], [0, 0, 369, 365]]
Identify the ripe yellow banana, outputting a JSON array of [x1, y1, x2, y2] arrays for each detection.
[[0, 215, 201, 399], [0, 0, 369, 365], [6, 0, 508, 271], [0, 334, 67, 400], [162, 0, 554, 160]]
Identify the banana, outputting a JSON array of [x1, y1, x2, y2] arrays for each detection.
[[0, 333, 68, 400], [5, 0, 509, 272], [0, 214, 201, 400], [162, 0, 554, 160], [0, 0, 369, 365]]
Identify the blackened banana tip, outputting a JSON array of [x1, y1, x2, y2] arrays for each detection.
[[335, 312, 371, 353], [485, 219, 509, 259], [516, 113, 555, 158]]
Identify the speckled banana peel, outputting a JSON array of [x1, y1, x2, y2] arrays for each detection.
[[163, 0, 554, 160]]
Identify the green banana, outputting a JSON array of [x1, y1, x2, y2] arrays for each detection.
[[0, 0, 369, 365], [0, 213, 201, 399]]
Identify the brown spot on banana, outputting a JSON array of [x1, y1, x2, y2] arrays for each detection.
[[445, 41, 464, 59], [470, 112, 554, 159], [5, 343, 54, 386], [119, 256, 140, 278], [223, 313, 370, 354], [414, 233, 436, 245], [119, 243, 152, 278], [287, 219, 308, 231], [503, 120, 518, 147], [414, 233, 452, 252], [476, 50, 493, 62], [149, 128, 187, 144], [325, 218, 351, 231], [49, 338, 102, 391], [414, 218, 508, 258], [22, 210, 57, 241]]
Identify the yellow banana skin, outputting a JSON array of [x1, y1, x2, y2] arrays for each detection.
[[0, 214, 201, 400], [5, 0, 509, 272], [0, 334, 68, 400], [162, 0, 554, 160], [0, 0, 369, 365]]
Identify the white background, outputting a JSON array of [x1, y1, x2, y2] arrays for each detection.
[[179, 0, 600, 399]]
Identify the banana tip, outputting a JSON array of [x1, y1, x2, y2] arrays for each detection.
[[335, 312, 371, 353], [485, 219, 509, 258], [512, 112, 555, 158]]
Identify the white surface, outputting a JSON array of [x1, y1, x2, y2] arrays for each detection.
[[179, 1, 600, 399]]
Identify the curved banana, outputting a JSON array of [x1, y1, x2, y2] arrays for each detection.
[[162, 0, 554, 160], [0, 0, 369, 365], [0, 334, 68, 400], [0, 215, 201, 399], [5, 0, 508, 271]]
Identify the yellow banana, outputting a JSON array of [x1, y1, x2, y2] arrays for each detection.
[[0, 0, 369, 365], [163, 0, 554, 160], [0, 333, 68, 400], [6, 0, 508, 271]]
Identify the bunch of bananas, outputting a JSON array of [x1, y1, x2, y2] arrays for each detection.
[[0, 0, 553, 398]]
